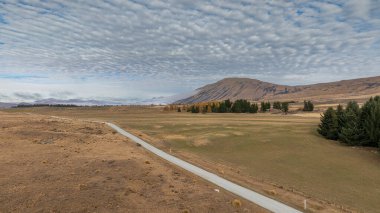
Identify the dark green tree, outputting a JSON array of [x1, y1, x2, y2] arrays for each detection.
[[190, 105, 200, 113], [336, 104, 345, 135], [260, 101, 271, 112], [303, 100, 314, 111], [361, 96, 380, 147], [225, 99, 232, 112], [339, 101, 363, 145], [273, 101, 282, 110], [318, 107, 339, 140], [232, 100, 243, 113], [249, 103, 259, 113], [231, 99, 251, 113], [219, 102, 227, 113], [281, 102, 289, 114]]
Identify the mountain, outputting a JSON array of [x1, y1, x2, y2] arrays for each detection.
[[0, 102, 18, 108], [0, 99, 125, 108], [174, 76, 380, 104]]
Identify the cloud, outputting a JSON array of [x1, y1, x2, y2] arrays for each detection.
[[13, 92, 42, 100], [346, 0, 372, 19], [0, 0, 379, 102]]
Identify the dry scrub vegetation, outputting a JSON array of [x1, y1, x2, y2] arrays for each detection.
[[0, 111, 266, 213], [5, 106, 380, 212]]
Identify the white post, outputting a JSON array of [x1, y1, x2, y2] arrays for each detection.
[[304, 199, 307, 210]]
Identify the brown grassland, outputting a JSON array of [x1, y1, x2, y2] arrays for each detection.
[[3, 105, 380, 212], [0, 111, 266, 213]]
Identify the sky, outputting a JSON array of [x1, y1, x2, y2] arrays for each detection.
[[0, 0, 380, 103]]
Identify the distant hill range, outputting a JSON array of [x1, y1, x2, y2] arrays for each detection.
[[0, 99, 124, 108], [174, 76, 380, 104]]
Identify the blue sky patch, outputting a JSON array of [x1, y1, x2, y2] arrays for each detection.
[[0, 73, 47, 80]]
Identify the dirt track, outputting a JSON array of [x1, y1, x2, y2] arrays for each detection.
[[0, 112, 266, 212]]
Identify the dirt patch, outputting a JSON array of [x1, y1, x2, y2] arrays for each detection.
[[231, 131, 245, 136], [164, 134, 187, 141], [0, 112, 266, 213], [192, 138, 211, 147]]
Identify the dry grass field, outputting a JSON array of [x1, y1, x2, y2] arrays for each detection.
[[0, 111, 266, 213], [4, 106, 380, 212]]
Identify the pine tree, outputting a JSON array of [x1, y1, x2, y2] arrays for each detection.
[[336, 104, 345, 135], [273, 101, 281, 110], [318, 107, 339, 140], [260, 102, 265, 112], [303, 100, 314, 111], [219, 102, 227, 113], [232, 100, 242, 113], [225, 99, 232, 112], [361, 96, 380, 147], [339, 101, 363, 145], [260, 101, 271, 112], [190, 105, 196, 113], [249, 103, 258, 113], [281, 102, 289, 114]]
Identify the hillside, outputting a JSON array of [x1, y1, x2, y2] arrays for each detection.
[[174, 76, 380, 104]]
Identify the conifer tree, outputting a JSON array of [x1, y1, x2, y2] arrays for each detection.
[[273, 101, 281, 110], [303, 100, 314, 111], [339, 101, 363, 145], [219, 102, 227, 113], [249, 103, 259, 113], [281, 102, 289, 114], [336, 104, 345, 135], [361, 96, 380, 147], [318, 107, 339, 140], [225, 99, 232, 112]]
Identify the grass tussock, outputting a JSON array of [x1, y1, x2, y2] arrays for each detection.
[[231, 199, 242, 208]]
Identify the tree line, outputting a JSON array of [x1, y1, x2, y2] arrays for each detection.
[[318, 96, 380, 149], [188, 99, 259, 113], [185, 99, 299, 114], [14, 104, 79, 108]]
